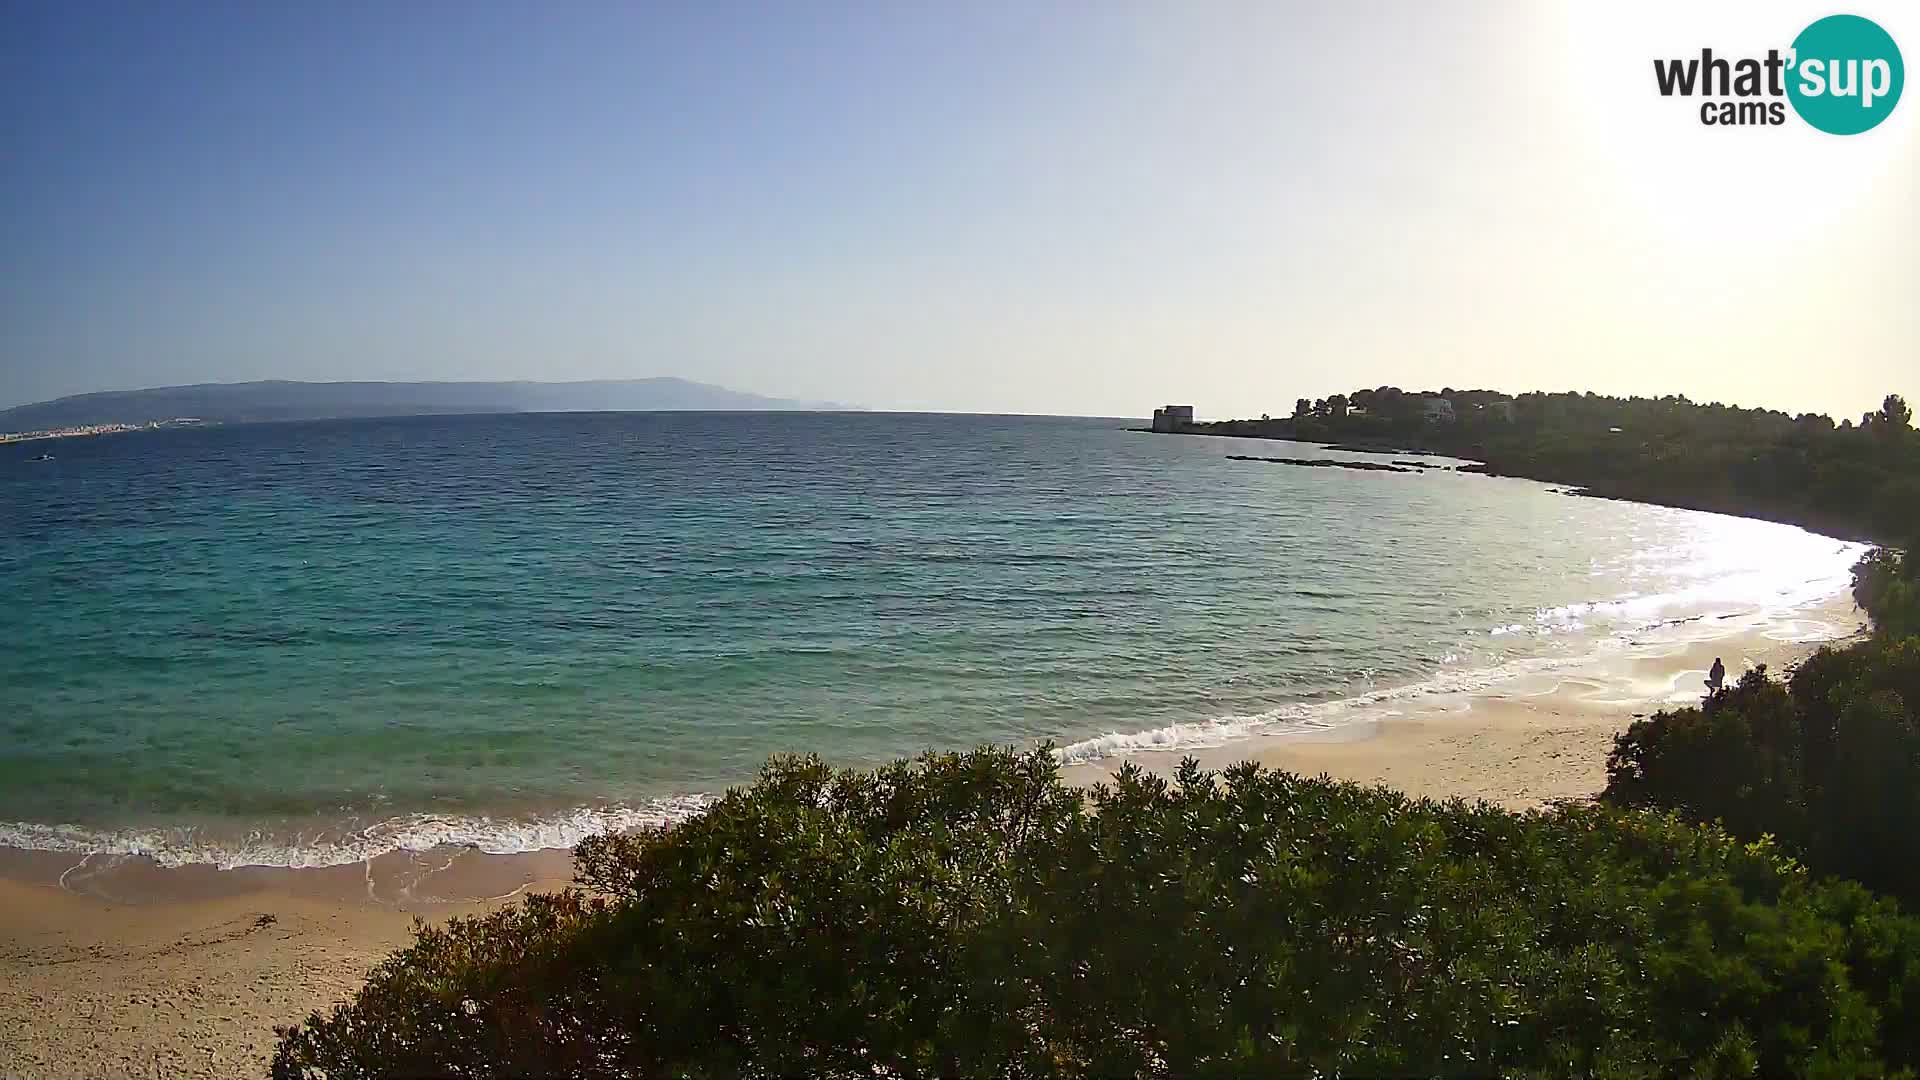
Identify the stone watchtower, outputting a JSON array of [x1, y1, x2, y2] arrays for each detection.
[[1151, 405, 1195, 432]]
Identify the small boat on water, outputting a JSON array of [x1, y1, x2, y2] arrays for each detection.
[[30, 453, 53, 462]]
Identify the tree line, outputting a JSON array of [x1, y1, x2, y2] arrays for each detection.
[[1196, 389, 1919, 544]]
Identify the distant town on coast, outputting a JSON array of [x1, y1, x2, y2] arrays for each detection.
[[0, 418, 204, 445]]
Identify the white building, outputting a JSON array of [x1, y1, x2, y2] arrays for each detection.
[[1151, 404, 1195, 432], [1420, 397, 1455, 423]]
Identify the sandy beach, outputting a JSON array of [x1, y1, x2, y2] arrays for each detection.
[[0, 594, 1867, 1079], [1063, 592, 1865, 808], [0, 846, 577, 1079]]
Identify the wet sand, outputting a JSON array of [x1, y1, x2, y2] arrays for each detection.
[[0, 594, 1866, 1078], [1064, 592, 1864, 808], [0, 849, 573, 1079]]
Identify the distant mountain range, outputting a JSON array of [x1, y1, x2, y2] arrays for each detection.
[[0, 379, 848, 430]]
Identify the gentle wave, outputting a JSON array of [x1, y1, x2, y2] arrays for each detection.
[[1495, 541, 1865, 639], [1052, 709, 1335, 765], [1056, 578, 1862, 768], [0, 795, 718, 871], [1052, 651, 1582, 766], [1, 562, 1865, 871]]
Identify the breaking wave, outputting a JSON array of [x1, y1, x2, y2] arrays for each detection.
[[0, 795, 719, 871], [1054, 572, 1862, 768], [2, 539, 1867, 870]]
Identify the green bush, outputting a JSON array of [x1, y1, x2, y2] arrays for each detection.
[[1604, 630, 1920, 906], [1854, 548, 1920, 641], [1603, 667, 1806, 845], [275, 747, 1920, 1078]]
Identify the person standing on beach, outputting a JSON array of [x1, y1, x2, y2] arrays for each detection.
[[1707, 657, 1726, 691]]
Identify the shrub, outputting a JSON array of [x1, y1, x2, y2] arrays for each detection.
[[1854, 547, 1920, 641], [1603, 667, 1806, 846], [275, 747, 1920, 1078], [1604, 633, 1920, 905]]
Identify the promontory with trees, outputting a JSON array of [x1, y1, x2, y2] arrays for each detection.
[[1191, 387, 1919, 545], [274, 391, 1919, 1079]]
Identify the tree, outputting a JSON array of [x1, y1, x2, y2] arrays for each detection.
[[1853, 548, 1920, 640], [1325, 392, 1349, 418], [1293, 397, 1311, 418], [1876, 394, 1912, 437]]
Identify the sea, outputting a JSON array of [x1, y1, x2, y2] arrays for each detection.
[[0, 411, 1866, 868]]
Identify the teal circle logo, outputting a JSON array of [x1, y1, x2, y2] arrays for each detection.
[[1787, 14, 1904, 134]]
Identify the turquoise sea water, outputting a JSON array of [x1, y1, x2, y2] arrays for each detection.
[[0, 412, 1864, 866]]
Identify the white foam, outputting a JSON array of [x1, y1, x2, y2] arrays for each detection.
[[1052, 649, 1595, 766], [2, 527, 1870, 870], [0, 794, 719, 871], [1057, 563, 1863, 769], [1052, 709, 1332, 764], [1507, 523, 1860, 641]]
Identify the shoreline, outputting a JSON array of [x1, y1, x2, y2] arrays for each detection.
[[0, 591, 1868, 1077], [1062, 593, 1863, 807], [0, 585, 1866, 886], [0, 595, 1859, 877]]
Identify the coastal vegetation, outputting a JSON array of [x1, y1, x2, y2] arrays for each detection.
[[275, 743, 1920, 1077], [1604, 545, 1920, 907], [1190, 388, 1919, 544]]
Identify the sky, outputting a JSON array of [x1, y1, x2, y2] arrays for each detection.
[[2, 0, 1914, 420]]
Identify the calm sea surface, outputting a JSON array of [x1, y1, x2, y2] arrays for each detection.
[[0, 412, 1863, 866]]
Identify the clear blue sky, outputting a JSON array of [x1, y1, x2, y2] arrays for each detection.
[[3, 1, 1914, 418]]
